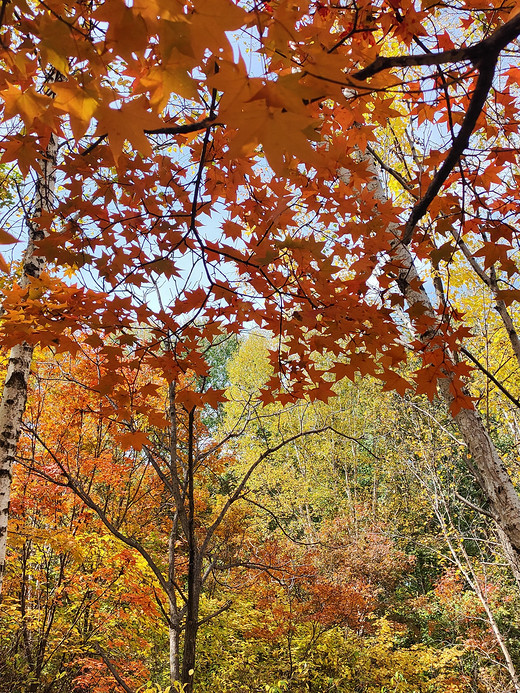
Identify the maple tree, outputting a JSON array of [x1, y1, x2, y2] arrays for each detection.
[[2, 0, 520, 689], [1, 0, 520, 579]]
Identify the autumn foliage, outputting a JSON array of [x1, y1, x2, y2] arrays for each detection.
[[3, 0, 519, 401], [2, 0, 520, 691]]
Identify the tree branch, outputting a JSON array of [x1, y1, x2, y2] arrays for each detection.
[[402, 55, 497, 244], [80, 116, 221, 157], [366, 143, 416, 197], [354, 14, 520, 247], [201, 426, 331, 555], [460, 347, 520, 410], [92, 643, 135, 693], [354, 13, 520, 81], [196, 600, 232, 628], [24, 425, 177, 601], [453, 490, 497, 521], [144, 115, 221, 136], [242, 497, 321, 546], [354, 46, 477, 81]]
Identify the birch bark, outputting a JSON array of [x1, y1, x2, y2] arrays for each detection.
[[0, 131, 58, 594], [394, 240, 520, 574], [343, 154, 520, 582]]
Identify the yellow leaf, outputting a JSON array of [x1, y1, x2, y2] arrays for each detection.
[[2, 83, 51, 127], [53, 82, 99, 139], [37, 13, 79, 75], [188, 0, 249, 59], [139, 64, 199, 111]]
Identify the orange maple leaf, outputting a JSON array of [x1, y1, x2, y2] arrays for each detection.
[[95, 97, 163, 161]]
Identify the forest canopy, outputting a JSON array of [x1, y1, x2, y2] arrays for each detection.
[[1, 1, 520, 691]]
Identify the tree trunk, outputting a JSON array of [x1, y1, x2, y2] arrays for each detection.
[[181, 406, 200, 693], [393, 240, 520, 584], [169, 613, 180, 686], [181, 556, 201, 693], [393, 241, 520, 534], [168, 522, 180, 684], [348, 153, 520, 585], [0, 132, 57, 595]]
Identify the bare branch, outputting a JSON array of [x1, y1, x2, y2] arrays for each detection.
[[80, 116, 221, 157], [454, 490, 497, 521], [366, 143, 416, 197], [144, 115, 221, 137], [196, 600, 232, 628], [354, 46, 476, 81], [201, 426, 331, 555]]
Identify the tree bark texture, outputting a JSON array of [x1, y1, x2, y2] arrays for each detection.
[[168, 520, 181, 684], [394, 241, 520, 574], [347, 154, 520, 585], [0, 132, 57, 594], [181, 407, 201, 693]]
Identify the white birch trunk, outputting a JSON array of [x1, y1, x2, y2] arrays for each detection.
[[341, 154, 520, 582], [451, 236, 520, 369], [0, 132, 58, 594], [393, 240, 520, 567]]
